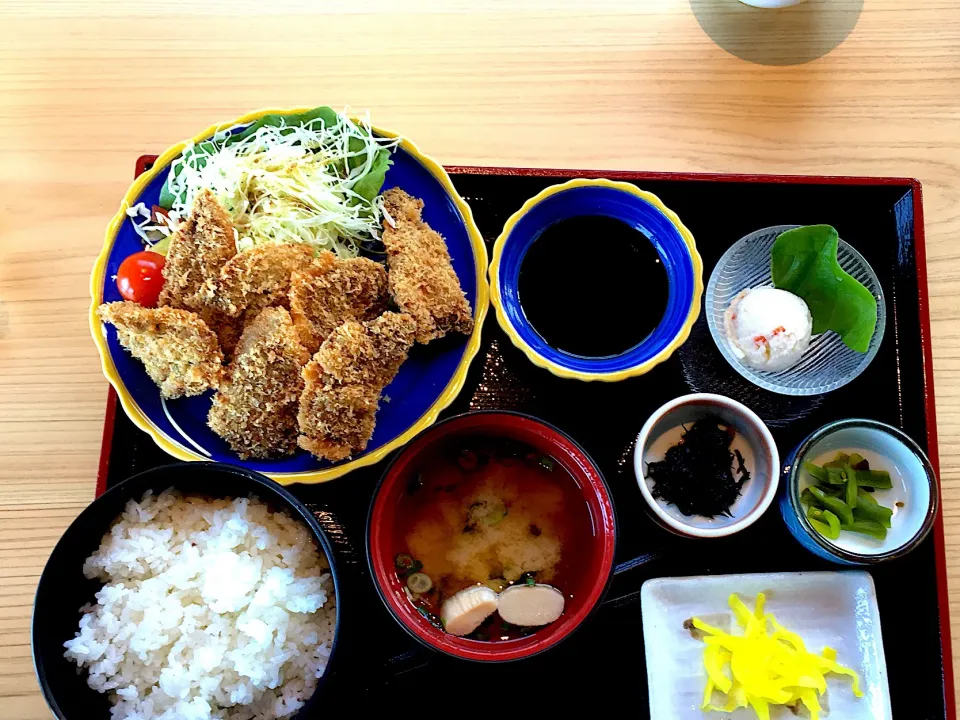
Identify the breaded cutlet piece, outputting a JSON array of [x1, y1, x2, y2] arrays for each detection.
[[289, 250, 388, 354], [298, 312, 416, 461], [98, 301, 222, 399], [206, 244, 315, 317], [208, 307, 309, 458], [199, 291, 292, 362], [158, 189, 236, 310], [310, 312, 416, 387], [298, 383, 381, 463], [381, 187, 474, 344], [196, 307, 244, 363]]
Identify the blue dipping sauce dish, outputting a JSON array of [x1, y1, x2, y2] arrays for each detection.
[[780, 419, 939, 565], [489, 178, 703, 381]]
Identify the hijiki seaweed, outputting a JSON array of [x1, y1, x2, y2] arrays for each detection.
[[646, 416, 750, 518]]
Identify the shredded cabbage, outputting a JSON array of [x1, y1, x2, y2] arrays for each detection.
[[692, 593, 863, 720], [157, 109, 399, 258], [125, 202, 176, 249]]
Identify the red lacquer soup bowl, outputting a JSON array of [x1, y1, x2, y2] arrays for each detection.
[[366, 411, 617, 662]]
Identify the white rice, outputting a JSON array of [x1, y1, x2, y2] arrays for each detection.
[[63, 489, 336, 720]]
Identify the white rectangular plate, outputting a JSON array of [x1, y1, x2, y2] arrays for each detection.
[[640, 571, 891, 719]]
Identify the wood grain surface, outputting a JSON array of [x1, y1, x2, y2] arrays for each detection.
[[1, 0, 958, 716]]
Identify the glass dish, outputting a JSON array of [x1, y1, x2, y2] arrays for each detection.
[[705, 224, 886, 396]]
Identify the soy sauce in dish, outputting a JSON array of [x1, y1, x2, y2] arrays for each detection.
[[517, 215, 669, 357]]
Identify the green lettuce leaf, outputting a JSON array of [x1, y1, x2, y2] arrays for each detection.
[[230, 106, 339, 145], [158, 172, 180, 209], [771, 224, 877, 353], [351, 147, 393, 202]]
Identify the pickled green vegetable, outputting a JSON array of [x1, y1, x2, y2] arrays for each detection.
[[808, 507, 841, 540], [823, 452, 850, 469], [824, 467, 848, 485], [804, 461, 828, 483], [848, 452, 867, 469], [800, 453, 894, 542], [801, 487, 821, 508], [845, 472, 858, 508], [855, 469, 893, 490], [809, 486, 853, 526], [855, 492, 893, 528], [841, 518, 887, 540]]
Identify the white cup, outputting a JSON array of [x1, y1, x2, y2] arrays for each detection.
[[738, 0, 805, 6]]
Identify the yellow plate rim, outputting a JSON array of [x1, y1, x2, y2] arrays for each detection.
[[90, 106, 490, 485], [488, 177, 703, 382]]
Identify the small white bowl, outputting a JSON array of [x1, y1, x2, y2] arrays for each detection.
[[634, 393, 780, 538]]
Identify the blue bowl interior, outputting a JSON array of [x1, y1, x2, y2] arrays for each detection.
[[497, 186, 695, 374], [99, 137, 478, 473]]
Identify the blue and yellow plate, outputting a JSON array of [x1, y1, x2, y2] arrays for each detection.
[[90, 108, 488, 485]]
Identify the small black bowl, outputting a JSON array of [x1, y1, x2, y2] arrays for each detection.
[[32, 462, 342, 719]]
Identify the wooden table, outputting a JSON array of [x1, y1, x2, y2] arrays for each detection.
[[1, 0, 958, 716]]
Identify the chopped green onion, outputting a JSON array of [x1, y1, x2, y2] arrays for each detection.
[[407, 572, 433, 594]]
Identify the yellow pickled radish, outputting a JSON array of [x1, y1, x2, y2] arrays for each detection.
[[702, 679, 715, 708], [691, 592, 864, 720], [704, 645, 733, 693]]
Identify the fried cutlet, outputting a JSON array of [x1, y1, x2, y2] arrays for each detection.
[[207, 244, 315, 317], [158, 189, 236, 310], [298, 312, 416, 461], [381, 187, 474, 344], [289, 251, 388, 354], [201, 289, 292, 362], [97, 301, 222, 399], [196, 307, 244, 362], [208, 307, 309, 458]]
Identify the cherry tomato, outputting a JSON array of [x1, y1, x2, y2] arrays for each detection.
[[116, 251, 166, 307]]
